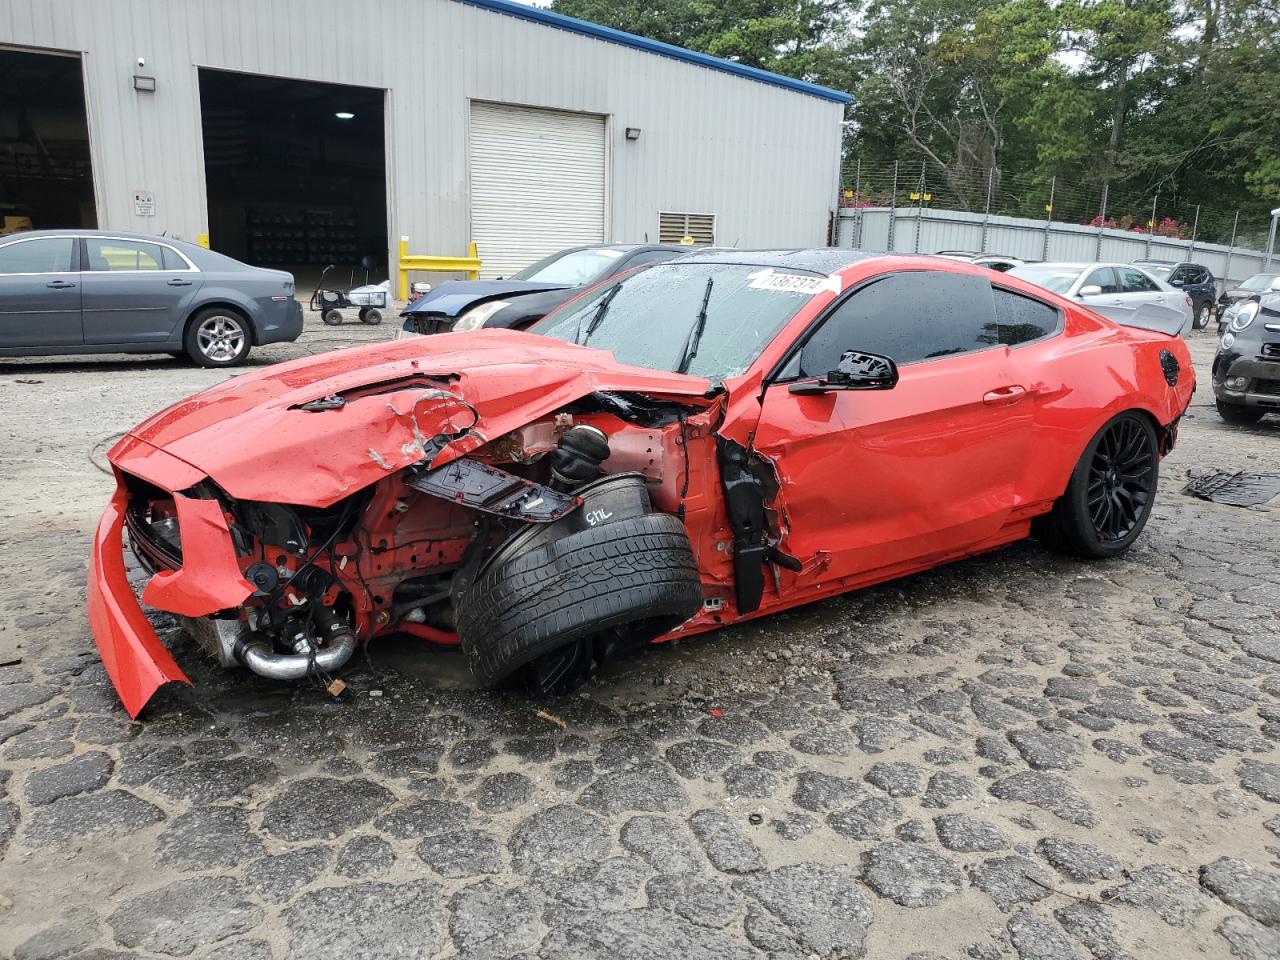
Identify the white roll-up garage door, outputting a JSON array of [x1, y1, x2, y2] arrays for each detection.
[[469, 101, 606, 280]]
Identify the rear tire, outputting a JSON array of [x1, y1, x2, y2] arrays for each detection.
[[457, 512, 703, 692], [1195, 304, 1210, 329], [1033, 411, 1159, 559], [360, 307, 383, 325], [184, 308, 251, 368], [1216, 399, 1264, 424], [322, 309, 344, 326]]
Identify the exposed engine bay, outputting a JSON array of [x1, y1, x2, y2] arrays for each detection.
[[118, 386, 730, 697]]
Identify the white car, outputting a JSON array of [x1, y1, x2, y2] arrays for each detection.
[[1007, 262, 1193, 336]]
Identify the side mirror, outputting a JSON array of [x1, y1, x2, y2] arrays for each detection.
[[1078, 284, 1103, 297], [790, 351, 899, 395]]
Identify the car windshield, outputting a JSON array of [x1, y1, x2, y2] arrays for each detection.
[[1240, 274, 1279, 291], [1006, 265, 1083, 294], [511, 248, 630, 285], [528, 262, 821, 379]]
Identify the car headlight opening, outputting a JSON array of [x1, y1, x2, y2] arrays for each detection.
[[452, 300, 511, 332], [1230, 301, 1259, 332], [1221, 332, 1235, 349]]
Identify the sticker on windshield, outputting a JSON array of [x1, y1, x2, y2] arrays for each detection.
[[746, 268, 840, 295]]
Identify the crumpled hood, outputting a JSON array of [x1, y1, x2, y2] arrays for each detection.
[[401, 279, 572, 318], [112, 330, 709, 507]]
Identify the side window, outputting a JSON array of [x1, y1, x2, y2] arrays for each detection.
[[160, 246, 190, 271], [1118, 267, 1157, 293], [798, 271, 997, 376], [0, 238, 74, 274], [993, 288, 1060, 346], [1083, 267, 1119, 294], [85, 238, 165, 271], [1169, 266, 1192, 285]]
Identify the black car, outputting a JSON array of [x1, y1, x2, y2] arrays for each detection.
[[399, 243, 689, 337], [1212, 291, 1280, 423], [1132, 260, 1216, 329], [1217, 273, 1280, 333]]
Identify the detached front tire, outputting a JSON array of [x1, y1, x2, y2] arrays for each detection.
[[457, 512, 703, 694], [1034, 411, 1159, 558]]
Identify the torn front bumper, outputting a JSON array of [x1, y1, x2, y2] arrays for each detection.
[[88, 486, 192, 718], [89, 442, 256, 717]]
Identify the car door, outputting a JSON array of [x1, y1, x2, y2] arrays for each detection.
[[753, 269, 1034, 582], [81, 237, 202, 344], [0, 235, 82, 348], [1075, 266, 1127, 323]]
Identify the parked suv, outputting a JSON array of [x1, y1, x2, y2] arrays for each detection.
[[1132, 260, 1216, 330]]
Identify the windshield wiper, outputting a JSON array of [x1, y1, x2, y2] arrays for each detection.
[[576, 283, 622, 346], [676, 278, 714, 375]]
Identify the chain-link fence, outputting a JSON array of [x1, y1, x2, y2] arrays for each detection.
[[838, 158, 1274, 255]]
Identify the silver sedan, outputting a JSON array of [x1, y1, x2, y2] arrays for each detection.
[[1006, 262, 1193, 336]]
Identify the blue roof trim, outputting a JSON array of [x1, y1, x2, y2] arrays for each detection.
[[452, 0, 852, 105]]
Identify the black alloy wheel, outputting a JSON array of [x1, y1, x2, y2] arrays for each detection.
[[1086, 416, 1157, 543], [1033, 410, 1160, 558]]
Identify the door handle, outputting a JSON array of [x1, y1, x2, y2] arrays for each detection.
[[167, 278, 193, 286], [983, 385, 1027, 406], [46, 280, 76, 289]]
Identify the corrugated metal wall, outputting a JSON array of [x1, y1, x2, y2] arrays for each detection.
[[837, 208, 1270, 288], [1, 0, 843, 263]]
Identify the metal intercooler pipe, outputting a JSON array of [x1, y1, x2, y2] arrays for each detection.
[[234, 606, 357, 681]]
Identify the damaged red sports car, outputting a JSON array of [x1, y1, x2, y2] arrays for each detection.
[[90, 250, 1195, 717]]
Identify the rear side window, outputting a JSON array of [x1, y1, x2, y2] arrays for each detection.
[[799, 271, 997, 374], [161, 246, 190, 270], [0, 237, 74, 274], [1118, 267, 1158, 293], [86, 238, 165, 271], [1083, 267, 1119, 294], [993, 288, 1059, 345]]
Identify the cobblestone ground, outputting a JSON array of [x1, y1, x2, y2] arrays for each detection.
[[1, 321, 1278, 959]]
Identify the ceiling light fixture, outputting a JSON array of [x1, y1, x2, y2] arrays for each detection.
[[335, 111, 355, 120]]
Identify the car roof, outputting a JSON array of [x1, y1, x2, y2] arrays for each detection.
[[556, 242, 688, 256], [1016, 262, 1145, 270], [0, 228, 205, 253], [669, 248, 879, 273]]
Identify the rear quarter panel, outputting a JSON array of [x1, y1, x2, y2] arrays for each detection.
[[191, 270, 295, 344], [1010, 303, 1194, 505]]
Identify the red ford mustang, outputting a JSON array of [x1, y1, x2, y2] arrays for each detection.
[[90, 250, 1195, 716]]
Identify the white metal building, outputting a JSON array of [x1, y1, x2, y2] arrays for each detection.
[[0, 0, 848, 279]]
